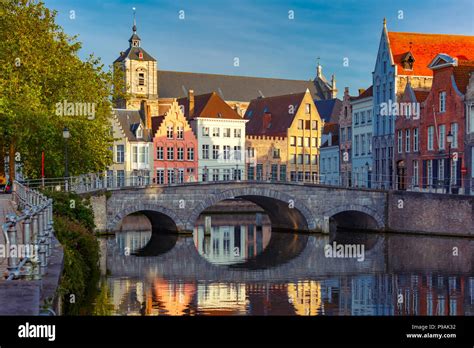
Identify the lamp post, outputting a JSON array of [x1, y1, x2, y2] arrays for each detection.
[[63, 126, 70, 191], [446, 131, 453, 194]]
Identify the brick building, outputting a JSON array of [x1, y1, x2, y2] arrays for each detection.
[[339, 87, 354, 186], [417, 55, 474, 194]]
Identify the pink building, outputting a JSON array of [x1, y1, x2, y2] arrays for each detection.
[[152, 102, 198, 184]]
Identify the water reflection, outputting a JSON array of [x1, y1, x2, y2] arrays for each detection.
[[98, 212, 474, 316], [193, 214, 271, 265]]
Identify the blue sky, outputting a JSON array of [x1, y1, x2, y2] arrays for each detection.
[[44, 0, 474, 97]]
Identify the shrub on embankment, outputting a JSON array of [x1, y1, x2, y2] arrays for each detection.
[[44, 190, 100, 315]]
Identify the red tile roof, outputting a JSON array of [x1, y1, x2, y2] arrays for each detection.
[[352, 86, 373, 100], [244, 92, 307, 137], [387, 32, 474, 76], [177, 92, 241, 120], [453, 60, 474, 94]]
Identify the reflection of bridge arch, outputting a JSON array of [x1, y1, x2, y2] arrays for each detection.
[[108, 202, 185, 232], [186, 187, 317, 231], [322, 205, 385, 231]]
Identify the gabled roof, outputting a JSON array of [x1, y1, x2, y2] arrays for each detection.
[[352, 86, 373, 101], [244, 92, 307, 137], [387, 32, 474, 76], [151, 115, 165, 136], [321, 122, 339, 147], [113, 109, 152, 141], [314, 98, 342, 122], [177, 92, 242, 120], [413, 89, 430, 102], [158, 70, 330, 101], [453, 60, 474, 94], [114, 46, 156, 63]]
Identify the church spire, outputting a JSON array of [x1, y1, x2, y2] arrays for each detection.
[[129, 7, 141, 48]]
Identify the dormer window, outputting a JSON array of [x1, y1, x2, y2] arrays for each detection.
[[136, 126, 143, 139], [401, 51, 415, 70]]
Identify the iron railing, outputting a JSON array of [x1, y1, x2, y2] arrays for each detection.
[[2, 181, 54, 280]]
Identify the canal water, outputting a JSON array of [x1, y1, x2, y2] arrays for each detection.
[[97, 212, 474, 316]]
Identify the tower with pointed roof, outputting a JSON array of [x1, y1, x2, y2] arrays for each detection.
[[114, 9, 159, 115]]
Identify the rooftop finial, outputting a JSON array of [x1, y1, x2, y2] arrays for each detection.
[[132, 7, 137, 33], [383, 17, 387, 27]]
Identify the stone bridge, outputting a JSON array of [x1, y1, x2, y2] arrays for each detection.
[[95, 182, 388, 234], [87, 181, 474, 236]]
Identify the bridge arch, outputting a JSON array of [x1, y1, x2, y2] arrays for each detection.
[[322, 204, 385, 232], [186, 187, 316, 231], [108, 202, 186, 232]]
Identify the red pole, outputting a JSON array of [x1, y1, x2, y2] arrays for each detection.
[[41, 151, 45, 187]]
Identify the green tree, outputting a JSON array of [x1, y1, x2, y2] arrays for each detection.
[[0, 0, 126, 179]]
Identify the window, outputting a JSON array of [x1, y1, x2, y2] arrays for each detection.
[[347, 127, 352, 140], [427, 160, 433, 186], [361, 111, 366, 124], [297, 154, 303, 164], [167, 169, 175, 184], [212, 169, 220, 182], [187, 147, 194, 161], [355, 112, 359, 125], [279, 165, 287, 181], [397, 130, 403, 153], [117, 170, 125, 187], [212, 127, 220, 137], [470, 104, 474, 133], [304, 154, 310, 165], [273, 148, 280, 158], [368, 133, 372, 154], [341, 128, 345, 142], [439, 91, 446, 113], [132, 146, 138, 163], [212, 145, 220, 160], [202, 145, 209, 159], [234, 146, 242, 161], [413, 161, 419, 186], [438, 159, 445, 182], [367, 110, 372, 123], [311, 155, 317, 165], [405, 129, 410, 152], [202, 127, 209, 137], [305, 103, 311, 114], [451, 160, 457, 186], [167, 126, 173, 139], [355, 135, 360, 155], [290, 136, 296, 146], [428, 126, 434, 151], [156, 146, 163, 160], [223, 128, 231, 137], [136, 127, 143, 138], [271, 165, 278, 181], [438, 125, 445, 150], [256, 164, 263, 180], [234, 129, 241, 138], [311, 137, 317, 147], [290, 154, 296, 164], [223, 169, 231, 181], [116, 145, 124, 163], [305, 120, 311, 130], [167, 147, 174, 160], [413, 128, 419, 152], [138, 73, 145, 86], [304, 137, 310, 147], [451, 123, 458, 148], [177, 169, 184, 183], [247, 165, 254, 180], [297, 137, 303, 147], [177, 147, 184, 161], [177, 126, 184, 139], [311, 120, 318, 130], [298, 120, 304, 129], [247, 147, 255, 158], [361, 134, 366, 155], [223, 146, 230, 160], [297, 171, 303, 181]]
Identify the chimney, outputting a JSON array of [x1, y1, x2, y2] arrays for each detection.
[[188, 89, 195, 117], [140, 100, 151, 130], [358, 88, 366, 96], [263, 112, 272, 131]]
